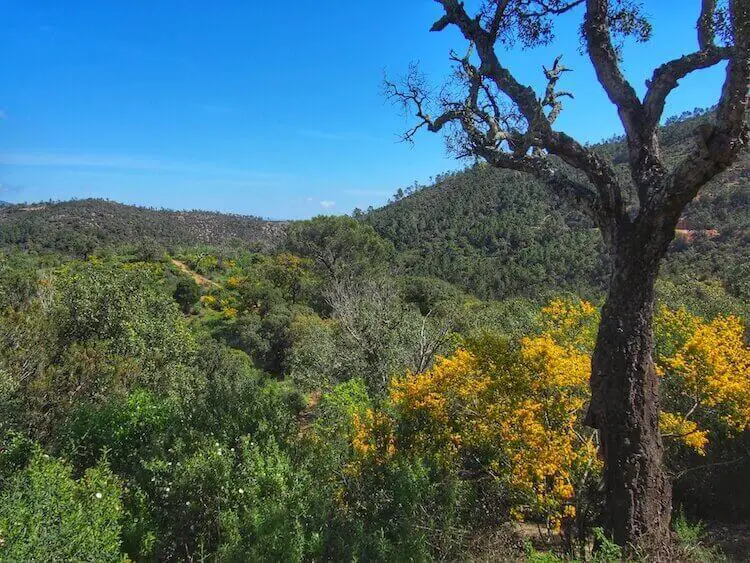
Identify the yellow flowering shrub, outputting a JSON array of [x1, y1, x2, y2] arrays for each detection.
[[538, 298, 599, 350], [226, 276, 243, 289], [389, 332, 598, 529], [344, 298, 749, 534], [350, 408, 396, 464], [659, 412, 709, 455], [659, 313, 750, 438]]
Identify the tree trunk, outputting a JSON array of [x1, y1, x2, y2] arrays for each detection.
[[586, 224, 674, 554]]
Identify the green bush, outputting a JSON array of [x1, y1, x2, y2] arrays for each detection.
[[673, 509, 726, 562], [0, 451, 123, 561], [173, 277, 200, 313], [137, 436, 327, 561]]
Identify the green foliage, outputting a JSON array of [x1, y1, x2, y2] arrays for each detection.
[[173, 276, 201, 313], [0, 450, 123, 561], [366, 113, 749, 305], [366, 163, 607, 300], [328, 453, 465, 561], [286, 313, 338, 391], [0, 251, 39, 310], [523, 541, 566, 563], [286, 215, 394, 282], [326, 277, 430, 396], [673, 509, 705, 548], [138, 436, 326, 561], [0, 113, 747, 562], [0, 259, 199, 438], [134, 238, 167, 262], [52, 260, 196, 386], [672, 510, 726, 563], [0, 199, 277, 256], [62, 389, 174, 478], [591, 527, 623, 563], [656, 276, 748, 320]]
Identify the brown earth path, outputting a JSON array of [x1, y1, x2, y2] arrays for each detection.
[[170, 259, 221, 288]]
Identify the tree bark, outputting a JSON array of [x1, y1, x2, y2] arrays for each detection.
[[586, 221, 675, 554]]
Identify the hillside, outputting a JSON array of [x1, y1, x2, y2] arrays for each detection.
[[0, 111, 747, 304], [0, 116, 748, 562], [0, 198, 285, 255], [366, 110, 749, 301]]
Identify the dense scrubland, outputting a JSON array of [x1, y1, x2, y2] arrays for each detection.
[[0, 112, 748, 560]]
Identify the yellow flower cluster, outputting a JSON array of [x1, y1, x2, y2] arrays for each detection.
[[659, 411, 709, 455], [388, 332, 597, 526], [539, 298, 598, 350], [661, 314, 750, 432], [520, 334, 590, 389], [350, 409, 396, 464], [226, 276, 243, 289], [343, 298, 748, 533]]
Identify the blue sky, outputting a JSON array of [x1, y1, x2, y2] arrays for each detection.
[[0, 0, 726, 219]]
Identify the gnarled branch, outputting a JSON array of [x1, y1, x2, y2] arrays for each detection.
[[656, 0, 750, 219], [643, 47, 732, 132], [583, 0, 644, 144], [398, 0, 748, 243]]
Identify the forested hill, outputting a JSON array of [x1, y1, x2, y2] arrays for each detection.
[[0, 111, 747, 303], [366, 109, 750, 301], [0, 198, 285, 255]]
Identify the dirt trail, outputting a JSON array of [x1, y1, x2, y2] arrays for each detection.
[[171, 259, 221, 288], [298, 391, 322, 435]]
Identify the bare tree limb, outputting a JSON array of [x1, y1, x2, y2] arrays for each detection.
[[643, 46, 731, 132], [542, 56, 574, 125], [435, 0, 543, 123], [655, 0, 750, 218], [401, 0, 748, 242], [583, 0, 644, 142]]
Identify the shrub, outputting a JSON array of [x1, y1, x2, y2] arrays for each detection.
[[0, 451, 123, 561], [173, 277, 200, 313]]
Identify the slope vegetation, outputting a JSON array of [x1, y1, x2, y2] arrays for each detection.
[[0, 198, 284, 255], [366, 110, 749, 301]]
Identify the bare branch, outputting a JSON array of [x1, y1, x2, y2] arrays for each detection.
[[405, 1, 629, 237], [642, 0, 730, 133], [435, 0, 543, 123], [643, 47, 731, 130], [384, 65, 464, 142], [674, 457, 748, 480], [655, 0, 750, 218], [582, 0, 737, 208], [410, 0, 748, 240], [542, 55, 573, 125], [583, 0, 644, 140]]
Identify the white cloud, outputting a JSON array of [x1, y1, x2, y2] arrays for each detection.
[[0, 151, 291, 181], [319, 200, 336, 209], [0, 182, 22, 197]]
